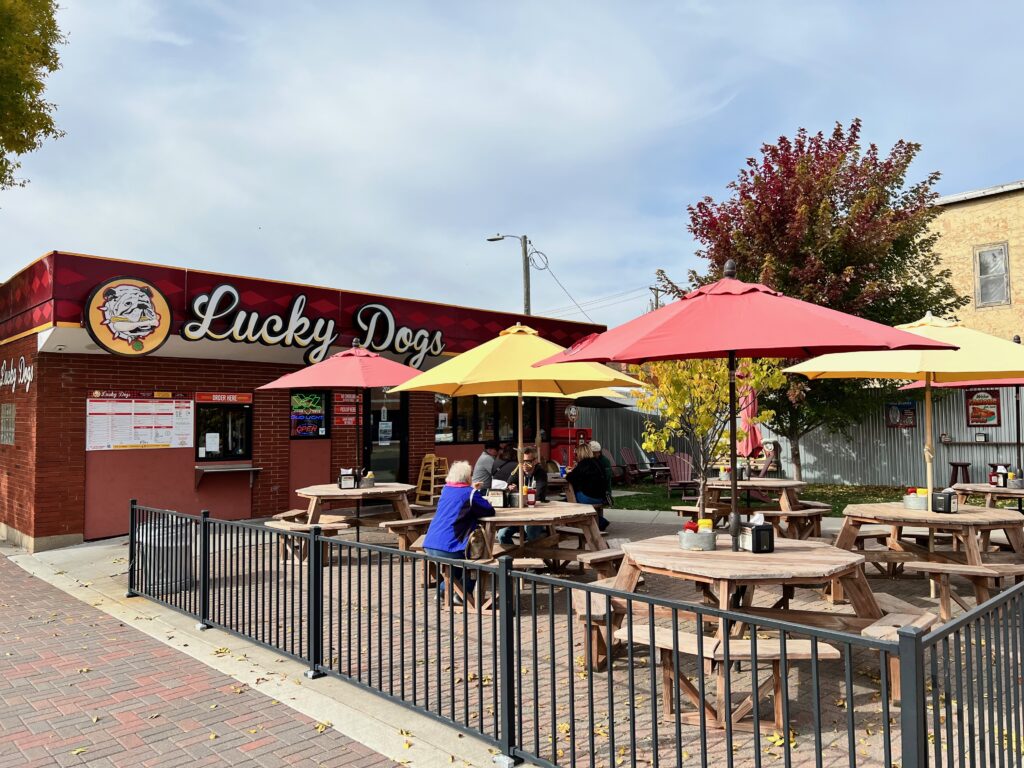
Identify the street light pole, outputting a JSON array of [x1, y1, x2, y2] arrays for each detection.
[[487, 233, 531, 315]]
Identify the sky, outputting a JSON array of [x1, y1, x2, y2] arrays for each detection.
[[3, 0, 1023, 328]]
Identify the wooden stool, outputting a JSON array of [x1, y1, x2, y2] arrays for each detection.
[[987, 462, 1013, 473], [949, 462, 971, 486]]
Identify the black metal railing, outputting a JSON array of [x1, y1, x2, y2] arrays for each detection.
[[126, 501, 1024, 768]]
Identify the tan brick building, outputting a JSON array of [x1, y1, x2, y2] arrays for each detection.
[[933, 180, 1024, 339]]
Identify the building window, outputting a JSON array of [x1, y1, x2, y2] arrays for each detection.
[[196, 403, 252, 461], [435, 394, 453, 443], [975, 242, 1011, 307], [0, 403, 13, 445], [455, 397, 475, 442], [440, 396, 553, 445]]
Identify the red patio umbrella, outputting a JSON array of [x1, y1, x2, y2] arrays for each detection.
[[737, 390, 763, 460], [257, 347, 420, 391], [537, 260, 956, 549], [258, 347, 421, 483]]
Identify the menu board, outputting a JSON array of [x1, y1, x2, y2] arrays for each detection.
[[290, 392, 328, 438], [86, 396, 193, 451]]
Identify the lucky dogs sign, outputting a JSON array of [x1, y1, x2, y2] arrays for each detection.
[[84, 278, 446, 367]]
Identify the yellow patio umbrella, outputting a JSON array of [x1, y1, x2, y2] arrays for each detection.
[[390, 324, 643, 507], [786, 313, 1024, 494]]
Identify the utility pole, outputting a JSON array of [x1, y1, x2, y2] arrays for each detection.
[[649, 286, 662, 311], [520, 236, 531, 315]]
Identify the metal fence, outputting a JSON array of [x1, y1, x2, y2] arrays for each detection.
[[127, 500, 1024, 768]]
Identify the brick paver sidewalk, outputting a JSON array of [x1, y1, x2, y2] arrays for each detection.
[[0, 554, 396, 768]]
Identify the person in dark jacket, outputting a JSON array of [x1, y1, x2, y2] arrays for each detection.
[[567, 444, 610, 531], [423, 460, 495, 597], [490, 444, 518, 485]]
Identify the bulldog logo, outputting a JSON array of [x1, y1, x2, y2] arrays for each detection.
[[85, 277, 173, 356]]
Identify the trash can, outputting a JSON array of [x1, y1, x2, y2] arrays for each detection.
[[137, 516, 196, 596]]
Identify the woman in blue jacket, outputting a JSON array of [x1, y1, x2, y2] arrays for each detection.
[[422, 460, 495, 597]]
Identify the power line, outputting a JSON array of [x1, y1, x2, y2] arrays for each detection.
[[528, 249, 595, 323], [545, 291, 652, 319], [539, 285, 650, 316]]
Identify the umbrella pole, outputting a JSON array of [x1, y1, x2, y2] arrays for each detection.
[[518, 382, 525, 509], [1017, 384, 1022, 514], [925, 374, 935, 495], [728, 352, 740, 552], [536, 398, 542, 455]]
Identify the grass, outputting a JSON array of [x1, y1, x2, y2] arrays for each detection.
[[611, 480, 905, 516]]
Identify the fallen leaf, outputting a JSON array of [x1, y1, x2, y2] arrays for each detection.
[[314, 721, 332, 734], [209, 732, 218, 740], [70, 747, 88, 755], [77, 668, 91, 674]]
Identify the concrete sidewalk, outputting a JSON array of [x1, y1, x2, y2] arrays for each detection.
[[3, 539, 500, 768]]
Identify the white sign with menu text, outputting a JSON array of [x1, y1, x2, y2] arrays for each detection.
[[86, 397, 194, 451]]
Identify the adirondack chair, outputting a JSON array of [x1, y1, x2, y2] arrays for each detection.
[[619, 447, 650, 483], [603, 449, 627, 484], [666, 453, 699, 500]]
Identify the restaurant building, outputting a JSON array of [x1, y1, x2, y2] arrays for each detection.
[[0, 251, 602, 552]]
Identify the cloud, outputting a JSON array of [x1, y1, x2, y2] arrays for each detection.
[[2, 1, 1023, 327]]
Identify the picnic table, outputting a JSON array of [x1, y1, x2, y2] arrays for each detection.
[[673, 505, 823, 540], [704, 478, 808, 512], [614, 535, 880, 633], [953, 482, 1024, 508], [293, 482, 416, 525], [268, 483, 417, 559], [835, 502, 1024, 567], [609, 535, 879, 729], [480, 502, 608, 564]]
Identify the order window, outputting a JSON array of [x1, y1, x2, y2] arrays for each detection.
[[196, 403, 252, 461]]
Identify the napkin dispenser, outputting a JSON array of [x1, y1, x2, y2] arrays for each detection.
[[739, 522, 774, 553], [932, 489, 959, 514], [337, 468, 361, 489]]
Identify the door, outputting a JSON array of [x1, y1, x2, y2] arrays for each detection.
[[364, 388, 408, 482]]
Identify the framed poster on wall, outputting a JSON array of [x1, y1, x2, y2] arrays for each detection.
[[290, 391, 329, 438], [966, 388, 1001, 427], [884, 401, 917, 429]]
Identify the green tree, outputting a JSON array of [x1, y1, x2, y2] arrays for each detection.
[[632, 358, 785, 511], [659, 119, 968, 479], [0, 0, 65, 191]]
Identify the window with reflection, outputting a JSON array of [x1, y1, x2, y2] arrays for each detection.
[[435, 394, 453, 443], [455, 397, 475, 442]]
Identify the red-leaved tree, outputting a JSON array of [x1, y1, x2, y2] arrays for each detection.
[[658, 119, 968, 479]]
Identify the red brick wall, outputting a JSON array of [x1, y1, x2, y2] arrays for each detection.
[[8, 350, 441, 540], [31, 352, 306, 539], [406, 391, 437, 491], [0, 336, 38, 537], [329, 388, 362, 480]]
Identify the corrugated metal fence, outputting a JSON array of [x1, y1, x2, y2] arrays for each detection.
[[576, 407, 693, 466], [582, 386, 1024, 486], [764, 386, 1024, 486]]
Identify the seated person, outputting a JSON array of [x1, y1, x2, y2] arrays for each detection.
[[498, 446, 549, 546], [490, 444, 518, 486], [472, 440, 499, 491], [567, 444, 610, 531], [423, 460, 496, 597]]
